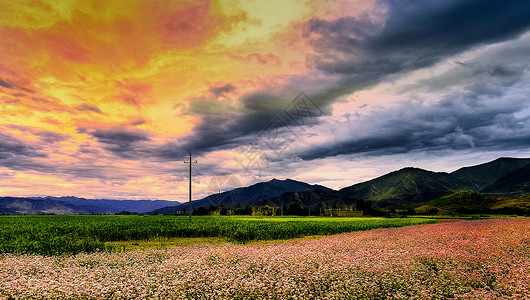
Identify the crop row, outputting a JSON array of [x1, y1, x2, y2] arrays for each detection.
[[0, 215, 436, 255]]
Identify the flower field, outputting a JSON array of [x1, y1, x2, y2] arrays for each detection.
[[1, 218, 529, 299]]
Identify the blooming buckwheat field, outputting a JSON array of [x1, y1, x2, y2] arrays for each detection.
[[1, 218, 529, 299]]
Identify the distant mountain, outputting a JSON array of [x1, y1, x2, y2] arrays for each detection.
[[337, 167, 466, 207], [32, 196, 177, 214], [151, 179, 333, 214], [481, 163, 530, 195], [451, 157, 530, 191], [0, 196, 177, 215], [0, 197, 90, 215]]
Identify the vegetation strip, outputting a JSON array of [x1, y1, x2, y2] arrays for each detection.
[[0, 215, 435, 255]]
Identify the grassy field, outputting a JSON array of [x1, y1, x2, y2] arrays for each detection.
[[0, 215, 436, 255]]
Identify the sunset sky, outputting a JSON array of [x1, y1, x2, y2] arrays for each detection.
[[2, 0, 530, 201]]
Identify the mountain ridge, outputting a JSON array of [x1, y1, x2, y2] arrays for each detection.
[[3, 157, 530, 215], [450, 157, 530, 191], [150, 178, 332, 214], [336, 167, 467, 207], [0, 196, 176, 215], [480, 163, 530, 195]]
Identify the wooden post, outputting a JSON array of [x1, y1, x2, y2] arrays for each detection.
[[184, 153, 197, 222]]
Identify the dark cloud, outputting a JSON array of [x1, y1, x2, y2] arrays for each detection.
[[90, 128, 149, 144], [0, 77, 13, 89], [0, 131, 46, 160], [30, 96, 72, 112], [0, 129, 83, 178], [38, 131, 71, 144], [306, 0, 530, 76], [0, 77, 35, 96], [80, 127, 151, 159], [155, 142, 189, 161], [0, 156, 51, 174], [4, 125, 70, 144], [76, 103, 104, 114], [241, 92, 289, 112], [157, 113, 265, 158], [168, 0, 530, 160], [181, 97, 232, 115], [0, 130, 142, 180], [2, 97, 19, 104], [176, 83, 238, 115], [208, 83, 236, 98], [165, 93, 324, 157], [398, 63, 526, 96], [0, 77, 34, 94], [295, 27, 530, 161], [378, 0, 530, 51], [0, 171, 14, 178], [189, 113, 273, 150], [298, 89, 530, 160], [19, 86, 35, 94]]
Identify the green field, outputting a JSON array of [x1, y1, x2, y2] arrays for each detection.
[[0, 215, 436, 255]]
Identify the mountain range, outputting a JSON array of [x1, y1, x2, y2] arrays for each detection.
[[336, 167, 466, 207], [336, 157, 530, 207], [2, 157, 530, 215], [150, 179, 331, 214], [0, 196, 175, 215], [249, 157, 530, 212]]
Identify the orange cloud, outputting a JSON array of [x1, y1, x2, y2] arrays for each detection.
[[151, 0, 229, 49], [1, 0, 372, 200]]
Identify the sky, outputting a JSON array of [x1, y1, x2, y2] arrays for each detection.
[[2, 0, 530, 201]]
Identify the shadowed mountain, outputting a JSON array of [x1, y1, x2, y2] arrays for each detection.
[[32, 196, 176, 214], [451, 157, 530, 191], [335, 157, 530, 208], [0, 197, 92, 215], [481, 163, 530, 195], [257, 188, 355, 210], [151, 179, 333, 214], [153, 157, 530, 213], [337, 167, 467, 207]]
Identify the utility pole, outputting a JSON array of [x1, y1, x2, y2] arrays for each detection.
[[184, 153, 197, 223], [218, 190, 221, 217]]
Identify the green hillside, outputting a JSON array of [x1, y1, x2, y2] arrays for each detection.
[[334, 157, 530, 209], [338, 167, 467, 207], [481, 163, 530, 195], [414, 191, 530, 215], [451, 157, 530, 191]]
